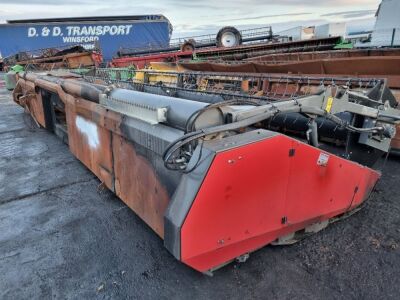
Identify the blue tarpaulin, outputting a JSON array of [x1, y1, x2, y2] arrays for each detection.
[[0, 16, 171, 60]]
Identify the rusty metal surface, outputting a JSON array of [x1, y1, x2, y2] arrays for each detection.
[[111, 37, 341, 68], [111, 51, 193, 69], [3, 45, 98, 71], [391, 137, 400, 150], [85, 68, 400, 151], [181, 57, 400, 75], [12, 74, 172, 238], [9, 71, 400, 275], [22, 72, 105, 103], [13, 79, 46, 127], [2, 78, 400, 298], [12, 69, 400, 240], [192, 36, 341, 61], [86, 68, 388, 103], [13, 77, 114, 189], [246, 48, 400, 63], [64, 52, 97, 68], [66, 95, 171, 235], [112, 134, 170, 237], [6, 53, 96, 71], [66, 103, 115, 191], [180, 58, 400, 89]]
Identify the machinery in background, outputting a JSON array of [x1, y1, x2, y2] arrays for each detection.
[[4, 65, 24, 91], [2, 45, 102, 72], [112, 27, 341, 69], [116, 26, 274, 57]]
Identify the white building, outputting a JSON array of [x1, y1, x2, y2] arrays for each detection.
[[277, 26, 315, 41], [314, 22, 346, 39], [277, 23, 346, 42], [370, 0, 400, 46]]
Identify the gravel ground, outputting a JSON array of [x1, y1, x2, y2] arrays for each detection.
[[0, 79, 399, 299]]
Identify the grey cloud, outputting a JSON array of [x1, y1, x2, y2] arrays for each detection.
[[0, 0, 98, 4], [172, 18, 326, 38], [0, 0, 378, 7], [166, 0, 377, 8], [321, 10, 376, 18], [172, 14, 376, 38], [0, 0, 379, 36], [1, 0, 219, 9], [221, 13, 313, 22]]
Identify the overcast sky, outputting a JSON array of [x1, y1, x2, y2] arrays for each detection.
[[0, 0, 381, 37]]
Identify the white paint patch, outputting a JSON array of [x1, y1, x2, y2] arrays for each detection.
[[75, 115, 99, 149], [317, 152, 330, 167]]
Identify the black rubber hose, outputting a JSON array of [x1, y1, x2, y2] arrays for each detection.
[[163, 106, 385, 171]]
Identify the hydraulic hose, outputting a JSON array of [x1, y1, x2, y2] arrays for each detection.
[[163, 105, 386, 171]]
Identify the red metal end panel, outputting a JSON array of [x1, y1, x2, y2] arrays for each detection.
[[180, 135, 380, 272]]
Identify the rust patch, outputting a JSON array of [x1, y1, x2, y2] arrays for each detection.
[[391, 134, 400, 150], [112, 133, 170, 238], [180, 59, 400, 89], [66, 103, 114, 190], [7, 52, 96, 71], [246, 48, 400, 63], [26, 90, 46, 127], [64, 53, 97, 69], [13, 80, 46, 127]]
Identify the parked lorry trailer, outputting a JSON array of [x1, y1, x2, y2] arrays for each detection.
[[0, 15, 172, 61]]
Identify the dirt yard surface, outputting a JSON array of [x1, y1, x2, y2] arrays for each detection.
[[1, 78, 399, 299]]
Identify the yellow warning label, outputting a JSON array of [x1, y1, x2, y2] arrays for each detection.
[[325, 97, 333, 112]]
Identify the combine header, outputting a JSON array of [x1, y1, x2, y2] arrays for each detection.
[[87, 67, 400, 151], [2, 45, 101, 71], [13, 71, 400, 273], [111, 36, 341, 69]]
